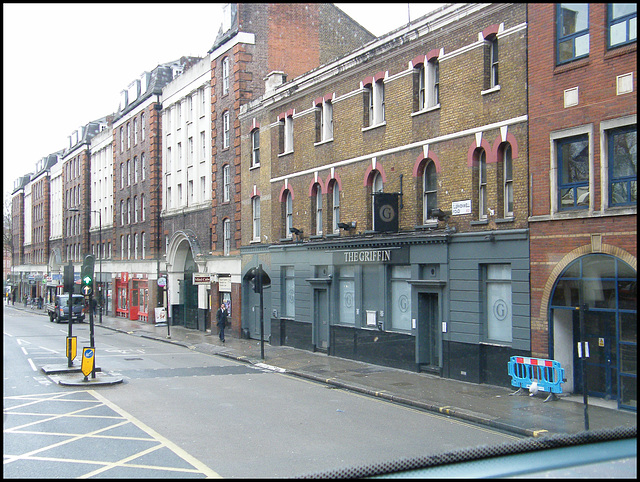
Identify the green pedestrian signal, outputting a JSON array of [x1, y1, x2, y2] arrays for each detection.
[[81, 255, 95, 295]]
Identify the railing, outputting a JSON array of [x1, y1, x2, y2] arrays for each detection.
[[508, 356, 565, 402]]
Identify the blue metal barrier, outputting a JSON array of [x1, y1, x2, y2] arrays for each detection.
[[508, 356, 565, 402]]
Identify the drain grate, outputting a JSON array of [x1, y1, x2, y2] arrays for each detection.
[[124, 357, 143, 361]]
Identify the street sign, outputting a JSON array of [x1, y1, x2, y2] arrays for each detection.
[[157, 277, 167, 287], [81, 347, 95, 377], [66, 336, 77, 362], [192, 274, 213, 285]]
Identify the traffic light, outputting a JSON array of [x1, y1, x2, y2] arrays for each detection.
[[81, 255, 95, 295], [247, 265, 271, 293], [64, 263, 74, 293]]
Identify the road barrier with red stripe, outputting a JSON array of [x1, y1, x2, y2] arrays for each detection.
[[507, 356, 565, 401]]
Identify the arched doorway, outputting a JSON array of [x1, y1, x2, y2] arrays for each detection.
[[178, 249, 198, 329], [549, 254, 636, 410]]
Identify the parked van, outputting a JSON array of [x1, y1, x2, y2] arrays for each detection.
[[46, 294, 85, 323]]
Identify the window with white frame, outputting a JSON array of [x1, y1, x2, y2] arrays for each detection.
[[223, 218, 231, 256], [200, 87, 206, 116], [188, 180, 193, 205], [251, 128, 260, 167], [252, 196, 261, 241], [120, 163, 124, 189], [134, 233, 139, 260], [134, 196, 138, 223], [423, 161, 438, 223], [167, 186, 172, 209], [120, 200, 125, 225], [167, 147, 172, 172], [285, 190, 293, 238], [489, 36, 499, 88], [279, 114, 294, 154], [478, 149, 487, 219], [316, 100, 333, 143], [127, 122, 131, 149], [141, 194, 146, 221], [177, 101, 182, 124], [141, 232, 146, 258], [223, 164, 230, 202], [127, 198, 131, 224], [484, 264, 512, 343], [134, 117, 138, 144], [415, 59, 439, 112], [312, 183, 323, 235], [127, 160, 131, 185], [120, 127, 124, 152], [127, 234, 131, 260], [200, 176, 206, 200], [121, 235, 125, 259], [141, 153, 146, 180], [223, 111, 230, 149], [331, 181, 340, 234], [222, 57, 230, 95], [188, 95, 193, 121], [141, 113, 145, 140], [200, 131, 206, 161], [557, 3, 589, 64], [503, 144, 514, 216], [364, 79, 385, 127], [608, 4, 637, 48], [134, 156, 139, 183], [178, 184, 183, 205], [178, 142, 182, 168], [188, 137, 193, 165]]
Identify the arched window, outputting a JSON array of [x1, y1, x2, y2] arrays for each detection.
[[252, 196, 260, 241], [423, 161, 438, 223], [223, 219, 231, 256], [478, 149, 487, 219], [503, 144, 513, 216], [329, 180, 340, 234], [140, 194, 145, 221], [312, 183, 323, 235], [141, 232, 146, 259], [285, 190, 293, 238]]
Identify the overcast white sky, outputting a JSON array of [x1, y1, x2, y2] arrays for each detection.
[[3, 3, 443, 204]]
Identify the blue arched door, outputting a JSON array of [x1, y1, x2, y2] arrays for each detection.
[[549, 254, 636, 410]]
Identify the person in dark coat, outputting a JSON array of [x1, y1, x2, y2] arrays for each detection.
[[216, 303, 228, 343]]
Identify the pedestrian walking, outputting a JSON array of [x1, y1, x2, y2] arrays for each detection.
[[216, 303, 228, 343]]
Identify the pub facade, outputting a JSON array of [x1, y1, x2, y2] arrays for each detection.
[[240, 3, 531, 386]]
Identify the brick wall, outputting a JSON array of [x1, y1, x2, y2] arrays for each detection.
[[527, 3, 637, 357]]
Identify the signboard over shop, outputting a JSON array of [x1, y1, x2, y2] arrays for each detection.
[[333, 247, 408, 265], [192, 274, 213, 285]]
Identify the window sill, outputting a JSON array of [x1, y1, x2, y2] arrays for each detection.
[[470, 219, 489, 226], [250, 239, 262, 244], [411, 104, 441, 117], [495, 217, 514, 224], [481, 85, 501, 96], [314, 138, 333, 147], [249, 164, 260, 171], [553, 57, 590, 75], [278, 150, 294, 158], [309, 234, 323, 240], [415, 221, 439, 230], [362, 121, 386, 133], [279, 237, 294, 243]]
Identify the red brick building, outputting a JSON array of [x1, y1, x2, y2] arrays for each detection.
[[527, 3, 636, 409]]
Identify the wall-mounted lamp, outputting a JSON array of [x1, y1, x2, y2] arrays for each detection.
[[337, 221, 356, 230], [484, 232, 496, 242], [430, 208, 451, 221], [289, 227, 303, 235]]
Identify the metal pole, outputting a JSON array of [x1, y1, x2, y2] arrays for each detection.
[[98, 210, 103, 324], [578, 281, 590, 431], [67, 260, 73, 368], [259, 264, 264, 360]]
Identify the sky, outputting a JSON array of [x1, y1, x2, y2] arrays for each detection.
[[3, 3, 443, 205]]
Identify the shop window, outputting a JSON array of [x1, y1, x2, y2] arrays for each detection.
[[283, 266, 295, 318], [390, 265, 412, 331], [338, 266, 355, 325], [483, 264, 512, 343]]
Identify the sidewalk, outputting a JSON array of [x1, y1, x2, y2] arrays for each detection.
[[12, 303, 637, 437]]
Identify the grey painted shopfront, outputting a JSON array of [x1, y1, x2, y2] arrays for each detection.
[[242, 229, 531, 388]]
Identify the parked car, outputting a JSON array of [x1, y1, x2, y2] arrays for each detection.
[[46, 294, 85, 323]]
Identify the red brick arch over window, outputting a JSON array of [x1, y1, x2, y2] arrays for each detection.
[[467, 138, 495, 167], [482, 24, 500, 39], [491, 132, 519, 161], [412, 150, 441, 177], [324, 172, 343, 193], [363, 163, 388, 186], [308, 178, 326, 197], [279, 183, 295, 203]]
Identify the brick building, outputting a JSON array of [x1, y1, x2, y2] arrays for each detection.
[[527, 3, 636, 409], [240, 3, 530, 386], [112, 58, 199, 323], [162, 3, 375, 335]]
